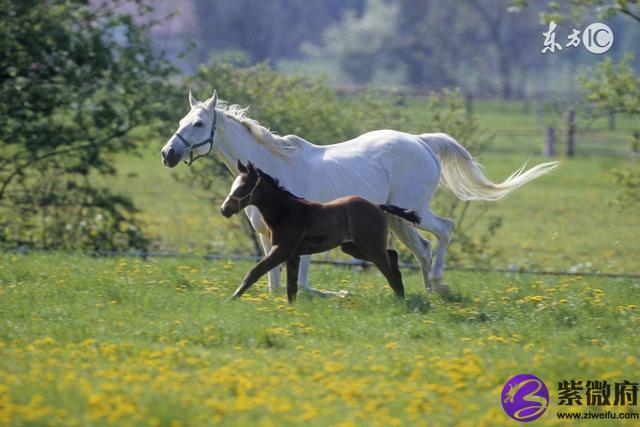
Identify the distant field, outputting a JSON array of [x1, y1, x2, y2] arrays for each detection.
[[404, 98, 638, 155], [1, 253, 639, 426], [112, 98, 639, 274]]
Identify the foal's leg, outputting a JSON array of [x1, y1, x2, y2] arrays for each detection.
[[340, 242, 368, 260], [356, 242, 405, 300], [387, 249, 403, 284], [286, 256, 300, 303], [387, 217, 433, 293], [341, 242, 400, 272], [231, 246, 289, 299], [341, 242, 404, 298], [258, 233, 282, 293], [246, 206, 282, 293]]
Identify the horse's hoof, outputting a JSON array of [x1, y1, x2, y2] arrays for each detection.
[[336, 290, 350, 299], [427, 276, 451, 296], [301, 287, 349, 298], [434, 283, 451, 296]]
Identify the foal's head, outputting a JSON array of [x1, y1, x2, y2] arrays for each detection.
[[220, 161, 262, 218]]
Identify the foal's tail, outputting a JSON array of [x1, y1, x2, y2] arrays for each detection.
[[418, 133, 559, 201], [379, 204, 421, 226]]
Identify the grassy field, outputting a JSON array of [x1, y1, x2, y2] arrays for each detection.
[[2, 98, 638, 426], [405, 98, 638, 155], [1, 253, 639, 426]]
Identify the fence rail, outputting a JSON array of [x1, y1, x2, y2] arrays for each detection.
[[7, 248, 640, 280]]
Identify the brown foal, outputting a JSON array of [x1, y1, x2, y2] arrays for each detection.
[[221, 161, 421, 302]]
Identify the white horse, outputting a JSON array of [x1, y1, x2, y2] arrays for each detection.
[[161, 91, 558, 296]]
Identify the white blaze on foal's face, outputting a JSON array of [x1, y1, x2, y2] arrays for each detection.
[[220, 174, 251, 217]]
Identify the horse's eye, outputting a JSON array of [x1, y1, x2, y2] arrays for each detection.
[[194, 121, 203, 128]]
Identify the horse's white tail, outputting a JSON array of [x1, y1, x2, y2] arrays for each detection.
[[418, 133, 559, 201]]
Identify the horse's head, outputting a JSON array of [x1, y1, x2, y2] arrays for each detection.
[[161, 91, 218, 168], [220, 160, 261, 218]]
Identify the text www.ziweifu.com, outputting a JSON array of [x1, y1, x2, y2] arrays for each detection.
[[556, 411, 639, 420]]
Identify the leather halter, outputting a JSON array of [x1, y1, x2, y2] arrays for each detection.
[[228, 176, 262, 207], [173, 109, 217, 166]]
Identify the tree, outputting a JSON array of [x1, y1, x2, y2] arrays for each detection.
[[579, 56, 640, 206], [311, 0, 400, 83], [190, 0, 364, 65], [0, 0, 178, 250]]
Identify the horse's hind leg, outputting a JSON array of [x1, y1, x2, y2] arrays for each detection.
[[387, 249, 403, 285], [414, 209, 454, 295], [340, 242, 368, 261], [341, 244, 404, 286], [387, 216, 433, 293], [286, 256, 300, 303], [342, 242, 404, 298], [362, 244, 405, 300]]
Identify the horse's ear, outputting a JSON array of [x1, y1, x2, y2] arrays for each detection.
[[205, 90, 218, 111], [237, 160, 247, 173], [247, 162, 258, 177], [188, 90, 197, 108]]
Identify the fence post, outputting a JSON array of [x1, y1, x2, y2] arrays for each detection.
[[565, 109, 576, 157], [544, 126, 556, 157], [465, 93, 474, 117], [609, 110, 616, 130], [633, 131, 640, 157]]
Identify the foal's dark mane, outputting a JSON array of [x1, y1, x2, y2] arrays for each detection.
[[255, 168, 305, 201]]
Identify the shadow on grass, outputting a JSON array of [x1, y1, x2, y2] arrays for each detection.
[[439, 289, 470, 304], [404, 294, 432, 314]]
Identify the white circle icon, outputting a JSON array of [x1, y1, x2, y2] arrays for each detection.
[[582, 23, 614, 54]]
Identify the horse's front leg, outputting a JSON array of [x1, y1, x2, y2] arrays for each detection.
[[231, 245, 289, 300], [259, 233, 282, 293], [297, 255, 349, 298], [245, 206, 282, 293]]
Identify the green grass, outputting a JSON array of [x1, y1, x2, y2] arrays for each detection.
[[1, 253, 639, 426]]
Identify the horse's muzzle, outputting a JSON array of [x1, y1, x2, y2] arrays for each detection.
[[220, 205, 234, 218], [161, 147, 179, 168]]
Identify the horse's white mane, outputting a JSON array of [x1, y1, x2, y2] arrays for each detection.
[[206, 100, 304, 157]]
